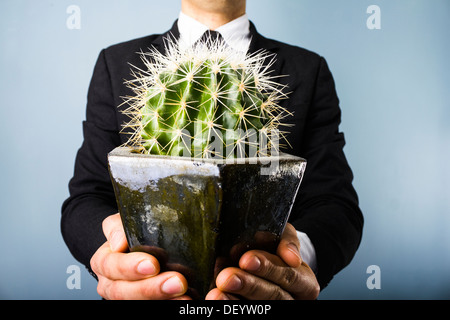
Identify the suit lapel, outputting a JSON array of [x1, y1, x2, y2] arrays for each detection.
[[248, 21, 278, 53], [151, 20, 180, 52], [248, 22, 285, 85]]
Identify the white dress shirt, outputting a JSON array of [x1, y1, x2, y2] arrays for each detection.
[[178, 11, 251, 52], [177, 11, 318, 274]]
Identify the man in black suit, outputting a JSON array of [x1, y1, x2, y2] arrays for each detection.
[[61, 0, 363, 300]]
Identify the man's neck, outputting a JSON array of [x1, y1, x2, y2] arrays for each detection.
[[181, 0, 246, 30]]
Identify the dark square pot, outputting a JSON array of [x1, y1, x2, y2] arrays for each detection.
[[108, 147, 306, 299]]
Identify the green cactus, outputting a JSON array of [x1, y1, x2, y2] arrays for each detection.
[[122, 35, 290, 158]]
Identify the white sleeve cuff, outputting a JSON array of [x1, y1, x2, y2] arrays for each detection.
[[296, 231, 318, 274]]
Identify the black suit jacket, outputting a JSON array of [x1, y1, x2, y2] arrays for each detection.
[[61, 21, 363, 290]]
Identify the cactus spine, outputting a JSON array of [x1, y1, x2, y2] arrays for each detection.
[[121, 34, 290, 158]]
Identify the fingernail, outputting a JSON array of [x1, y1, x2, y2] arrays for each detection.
[[244, 256, 261, 271], [224, 275, 242, 291], [137, 259, 156, 275], [162, 276, 185, 295], [288, 243, 301, 259]]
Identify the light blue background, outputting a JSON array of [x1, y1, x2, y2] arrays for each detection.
[[0, 0, 449, 300]]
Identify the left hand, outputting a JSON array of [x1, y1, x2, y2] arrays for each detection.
[[205, 223, 320, 300]]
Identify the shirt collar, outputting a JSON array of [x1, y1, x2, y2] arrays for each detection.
[[177, 11, 251, 52]]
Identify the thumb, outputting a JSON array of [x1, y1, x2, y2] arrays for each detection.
[[102, 213, 128, 252], [276, 223, 302, 268]]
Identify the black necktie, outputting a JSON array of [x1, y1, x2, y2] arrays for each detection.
[[195, 30, 225, 47]]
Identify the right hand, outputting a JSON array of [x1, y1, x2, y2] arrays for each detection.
[[90, 213, 190, 300]]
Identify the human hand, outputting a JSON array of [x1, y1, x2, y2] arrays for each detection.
[[90, 213, 190, 300], [205, 223, 320, 300]]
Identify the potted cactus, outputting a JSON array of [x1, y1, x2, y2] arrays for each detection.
[[107, 35, 306, 299]]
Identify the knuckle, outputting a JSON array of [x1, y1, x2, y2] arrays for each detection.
[[97, 284, 105, 299], [99, 254, 111, 277], [309, 281, 320, 300], [283, 267, 299, 286], [285, 223, 296, 234], [283, 223, 298, 240], [261, 258, 277, 279], [138, 278, 154, 298], [91, 250, 107, 277], [96, 277, 107, 299], [292, 271, 320, 300], [102, 215, 112, 233], [90, 255, 99, 275], [244, 278, 260, 297], [90, 245, 105, 274], [108, 281, 124, 300], [268, 287, 286, 300], [102, 213, 120, 237]]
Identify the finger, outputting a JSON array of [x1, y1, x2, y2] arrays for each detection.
[[98, 271, 188, 300], [240, 250, 320, 300], [239, 250, 301, 294], [277, 223, 302, 268], [170, 295, 193, 300], [91, 242, 160, 281], [205, 288, 240, 300], [240, 250, 296, 291], [215, 267, 293, 300], [102, 213, 128, 252]]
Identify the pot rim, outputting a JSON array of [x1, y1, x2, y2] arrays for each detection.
[[108, 146, 306, 165]]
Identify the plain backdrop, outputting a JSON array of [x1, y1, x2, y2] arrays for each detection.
[[0, 0, 449, 299]]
